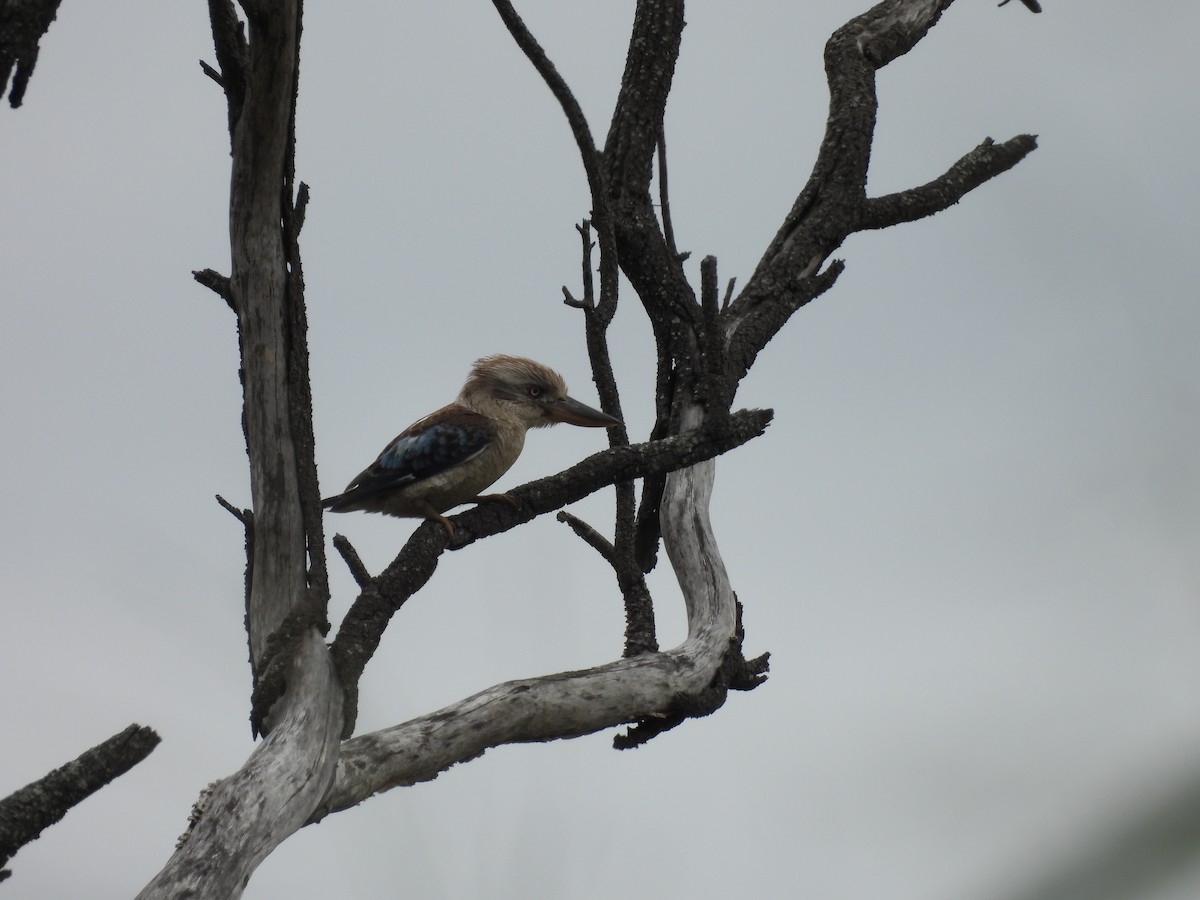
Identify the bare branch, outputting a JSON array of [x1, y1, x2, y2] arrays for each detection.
[[656, 127, 679, 259], [699, 255, 730, 426], [999, 0, 1041, 12], [0, 725, 159, 882], [860, 134, 1038, 230], [0, 0, 63, 108], [332, 534, 371, 589], [193, 268, 235, 311], [561, 286, 586, 309], [490, 0, 601, 205], [198, 58, 224, 88], [603, 0, 697, 334], [721, 277, 737, 312], [205, 0, 247, 135], [216, 493, 249, 524], [726, 0, 1036, 384], [556, 511, 616, 566]]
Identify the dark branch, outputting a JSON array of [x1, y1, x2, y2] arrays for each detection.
[[0, 0, 63, 108], [602, 0, 697, 333], [216, 493, 250, 525], [490, 0, 601, 206], [198, 58, 224, 88], [699, 255, 730, 425], [726, 0, 1036, 384], [332, 533, 372, 589], [193, 268, 235, 311], [206, 0, 248, 136], [0, 725, 160, 881], [656, 127, 679, 259], [999, 0, 1041, 12], [860, 134, 1039, 230], [556, 511, 616, 565]]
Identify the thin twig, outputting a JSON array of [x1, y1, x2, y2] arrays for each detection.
[[193, 269, 235, 312], [556, 511, 616, 566], [216, 493, 249, 524], [332, 534, 372, 589], [490, 0, 602, 206], [721, 277, 737, 312], [198, 59, 224, 87], [657, 127, 679, 259]]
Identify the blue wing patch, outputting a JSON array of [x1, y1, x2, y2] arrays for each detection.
[[324, 406, 496, 510]]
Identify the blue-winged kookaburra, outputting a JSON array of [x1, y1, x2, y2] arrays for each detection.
[[322, 355, 621, 536]]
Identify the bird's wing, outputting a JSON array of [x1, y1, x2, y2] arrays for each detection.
[[330, 405, 497, 505]]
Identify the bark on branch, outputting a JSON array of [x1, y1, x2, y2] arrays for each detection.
[[0, 725, 160, 883], [725, 0, 1038, 384], [138, 2, 341, 897], [0, 0, 63, 108]]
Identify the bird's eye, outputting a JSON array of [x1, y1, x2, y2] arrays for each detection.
[[527, 385, 544, 398]]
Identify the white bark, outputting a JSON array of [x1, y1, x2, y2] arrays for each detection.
[[137, 630, 342, 900]]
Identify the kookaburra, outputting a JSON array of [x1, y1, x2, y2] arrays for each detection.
[[322, 355, 620, 536]]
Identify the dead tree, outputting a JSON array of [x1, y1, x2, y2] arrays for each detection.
[[0, 0, 1041, 894]]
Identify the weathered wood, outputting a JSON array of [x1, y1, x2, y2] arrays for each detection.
[[229, 4, 309, 671], [136, 3, 343, 895], [137, 631, 342, 900]]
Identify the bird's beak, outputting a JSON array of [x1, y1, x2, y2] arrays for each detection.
[[542, 395, 622, 428]]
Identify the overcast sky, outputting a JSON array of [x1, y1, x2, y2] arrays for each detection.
[[3, 2, 1199, 898]]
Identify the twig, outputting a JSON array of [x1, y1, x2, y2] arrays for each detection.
[[332, 534, 371, 589], [721, 277, 737, 312], [193, 268, 235, 312], [198, 59, 224, 87], [657, 127, 679, 259], [216, 493, 249, 524], [490, 0, 602, 206], [698, 255, 729, 424], [556, 511, 615, 566]]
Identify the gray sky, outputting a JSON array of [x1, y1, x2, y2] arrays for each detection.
[[3, 2, 1199, 898]]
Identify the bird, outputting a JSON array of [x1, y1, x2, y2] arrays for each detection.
[[322, 355, 621, 537]]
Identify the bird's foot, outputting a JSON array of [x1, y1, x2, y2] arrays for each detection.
[[470, 492, 520, 510], [419, 503, 457, 540]]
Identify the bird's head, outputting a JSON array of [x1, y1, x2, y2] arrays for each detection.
[[460, 355, 621, 430]]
